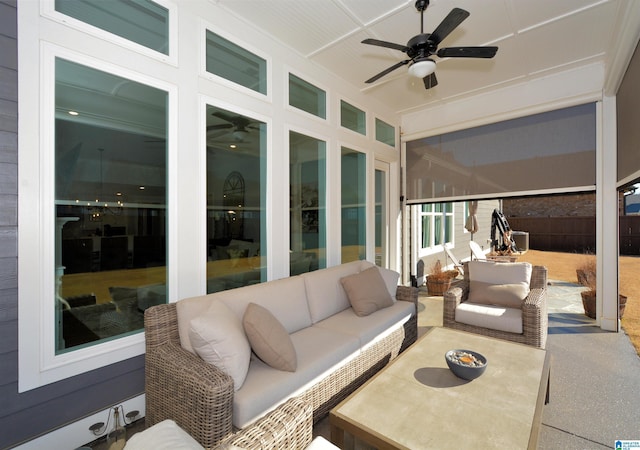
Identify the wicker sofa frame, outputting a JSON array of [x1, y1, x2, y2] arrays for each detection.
[[144, 284, 418, 449], [443, 262, 548, 349]]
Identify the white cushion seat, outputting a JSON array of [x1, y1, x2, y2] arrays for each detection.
[[455, 301, 523, 334], [233, 326, 360, 428], [313, 301, 414, 347]]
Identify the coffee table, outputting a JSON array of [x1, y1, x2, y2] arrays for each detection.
[[330, 327, 550, 449]]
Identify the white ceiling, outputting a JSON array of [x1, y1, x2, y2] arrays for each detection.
[[215, 0, 637, 114]]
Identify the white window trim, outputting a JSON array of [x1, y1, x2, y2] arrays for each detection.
[[18, 43, 178, 392], [41, 0, 179, 66]]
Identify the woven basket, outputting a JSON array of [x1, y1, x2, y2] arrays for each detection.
[[426, 272, 457, 296]]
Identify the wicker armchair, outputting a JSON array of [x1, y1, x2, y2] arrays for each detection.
[[443, 262, 548, 349]]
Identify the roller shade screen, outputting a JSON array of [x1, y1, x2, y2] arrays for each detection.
[[405, 103, 596, 203]]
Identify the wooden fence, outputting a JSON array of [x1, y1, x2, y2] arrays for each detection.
[[507, 216, 640, 255]]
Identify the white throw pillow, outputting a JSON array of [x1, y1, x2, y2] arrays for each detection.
[[189, 301, 251, 391], [123, 419, 204, 450]]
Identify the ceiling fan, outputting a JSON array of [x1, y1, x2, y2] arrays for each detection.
[[207, 111, 261, 142], [362, 0, 498, 89]]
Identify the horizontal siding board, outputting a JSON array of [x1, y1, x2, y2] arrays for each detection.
[[0, 99, 17, 132], [0, 162, 17, 194], [0, 287, 17, 322], [0, 194, 17, 226], [0, 67, 17, 102], [0, 3, 17, 40], [0, 357, 144, 449], [0, 131, 17, 162], [0, 256, 17, 289], [0, 35, 16, 70], [0, 350, 16, 386], [0, 318, 16, 353], [0, 1, 17, 10], [0, 227, 17, 257]]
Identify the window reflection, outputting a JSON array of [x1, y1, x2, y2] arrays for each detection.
[[341, 147, 366, 262], [206, 106, 266, 293], [55, 58, 167, 353], [290, 131, 326, 274]]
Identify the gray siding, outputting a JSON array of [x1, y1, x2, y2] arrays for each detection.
[[0, 2, 145, 448]]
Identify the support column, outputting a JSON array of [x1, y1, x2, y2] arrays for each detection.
[[597, 96, 619, 331]]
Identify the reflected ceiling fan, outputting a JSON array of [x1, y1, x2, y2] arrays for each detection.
[[207, 111, 260, 142], [362, 0, 498, 89]]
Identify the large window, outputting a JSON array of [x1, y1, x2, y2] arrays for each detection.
[[54, 0, 170, 55], [419, 203, 453, 250], [341, 147, 366, 262], [55, 58, 168, 353], [206, 105, 267, 293], [205, 30, 267, 95], [290, 131, 326, 273]]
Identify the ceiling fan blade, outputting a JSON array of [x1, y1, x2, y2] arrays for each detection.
[[211, 111, 237, 123], [430, 8, 470, 46], [423, 72, 438, 90], [207, 123, 234, 131], [362, 38, 409, 53], [365, 60, 410, 83], [437, 46, 498, 58]]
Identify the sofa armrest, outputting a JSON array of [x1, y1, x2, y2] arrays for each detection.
[[145, 341, 235, 448], [213, 397, 313, 450], [522, 286, 548, 348], [442, 280, 469, 327], [395, 285, 418, 306]]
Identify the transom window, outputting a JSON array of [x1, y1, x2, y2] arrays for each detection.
[[205, 30, 267, 95], [340, 100, 365, 135], [54, 0, 170, 55], [289, 74, 326, 119]]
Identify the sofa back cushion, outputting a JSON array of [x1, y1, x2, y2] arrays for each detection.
[[177, 275, 311, 354], [302, 260, 372, 323], [467, 261, 532, 308]]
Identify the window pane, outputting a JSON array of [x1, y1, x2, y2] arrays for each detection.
[[434, 216, 443, 245], [421, 215, 431, 248], [422, 204, 431, 213], [55, 58, 167, 353], [289, 74, 326, 119], [206, 30, 267, 95], [444, 214, 452, 243], [375, 169, 387, 267], [375, 118, 395, 146], [341, 147, 366, 262], [340, 100, 366, 135], [206, 106, 266, 293], [290, 131, 326, 273], [55, 0, 169, 55]]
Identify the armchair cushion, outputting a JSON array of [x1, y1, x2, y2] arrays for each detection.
[[455, 302, 523, 334], [468, 261, 532, 285], [468, 281, 529, 308], [243, 303, 297, 372], [340, 266, 394, 317], [189, 300, 251, 391]]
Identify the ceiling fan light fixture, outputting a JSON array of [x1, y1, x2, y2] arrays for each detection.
[[232, 129, 249, 141], [408, 59, 436, 78]]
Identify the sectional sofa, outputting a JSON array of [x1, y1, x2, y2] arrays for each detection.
[[144, 260, 418, 448]]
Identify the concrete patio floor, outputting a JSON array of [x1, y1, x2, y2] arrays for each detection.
[[412, 280, 640, 449]]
